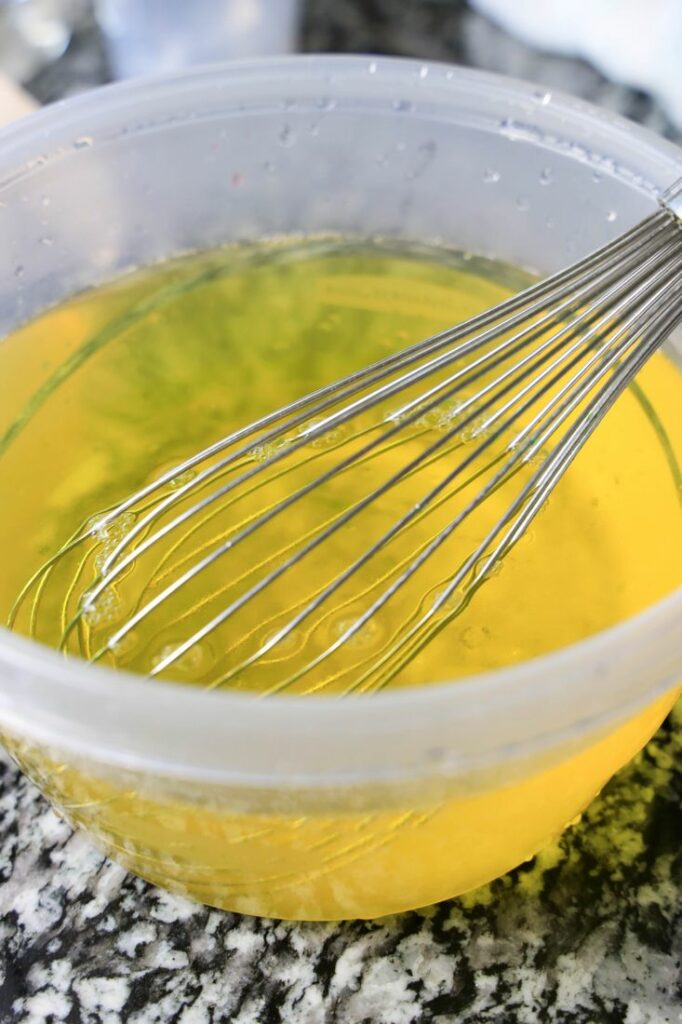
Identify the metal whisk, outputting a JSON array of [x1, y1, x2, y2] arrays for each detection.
[[11, 179, 682, 694]]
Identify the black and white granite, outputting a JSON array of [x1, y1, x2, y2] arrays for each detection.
[[2, 2, 681, 1021], [1, 707, 680, 1022]]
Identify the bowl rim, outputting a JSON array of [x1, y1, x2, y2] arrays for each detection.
[[0, 54, 680, 786]]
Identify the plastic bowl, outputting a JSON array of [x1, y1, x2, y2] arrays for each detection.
[[0, 56, 680, 920]]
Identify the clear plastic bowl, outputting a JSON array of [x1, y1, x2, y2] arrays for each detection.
[[0, 56, 680, 920]]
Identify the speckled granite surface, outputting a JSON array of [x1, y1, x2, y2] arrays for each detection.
[[2, 2, 681, 1021], [1, 707, 680, 1022]]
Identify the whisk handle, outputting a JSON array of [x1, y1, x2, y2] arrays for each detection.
[[660, 177, 682, 220]]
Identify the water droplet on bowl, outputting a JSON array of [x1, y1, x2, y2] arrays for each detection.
[[263, 160, 277, 174], [483, 168, 500, 184], [13, 265, 24, 279], [534, 89, 552, 105], [74, 136, 93, 150], [278, 124, 296, 147], [539, 167, 552, 186], [393, 99, 413, 113], [516, 195, 530, 211], [418, 65, 429, 79], [606, 209, 617, 222], [40, 236, 54, 247], [368, 61, 378, 75]]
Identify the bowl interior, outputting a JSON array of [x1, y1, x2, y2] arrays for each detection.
[[0, 57, 679, 786]]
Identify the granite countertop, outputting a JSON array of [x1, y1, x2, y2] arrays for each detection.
[[1, 711, 680, 1023], [1, 2, 681, 1021]]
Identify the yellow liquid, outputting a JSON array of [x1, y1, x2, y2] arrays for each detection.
[[0, 239, 680, 918]]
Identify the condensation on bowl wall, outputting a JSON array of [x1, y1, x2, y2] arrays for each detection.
[[0, 57, 680, 920]]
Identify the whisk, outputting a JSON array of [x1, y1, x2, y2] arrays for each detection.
[[11, 179, 682, 694]]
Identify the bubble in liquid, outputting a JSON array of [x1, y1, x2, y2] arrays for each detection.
[[474, 556, 503, 581], [82, 587, 122, 628], [432, 586, 466, 616], [250, 443, 273, 463], [331, 615, 383, 650], [419, 399, 470, 433], [88, 511, 136, 543], [260, 627, 304, 658], [460, 624, 491, 650], [94, 542, 117, 574], [526, 446, 549, 469], [250, 436, 292, 462], [153, 641, 211, 675], [416, 408, 442, 431], [170, 468, 197, 489], [106, 511, 136, 541], [109, 629, 139, 658], [460, 415, 491, 443], [307, 418, 347, 449]]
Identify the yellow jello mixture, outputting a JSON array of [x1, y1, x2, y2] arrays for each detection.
[[0, 239, 679, 918]]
